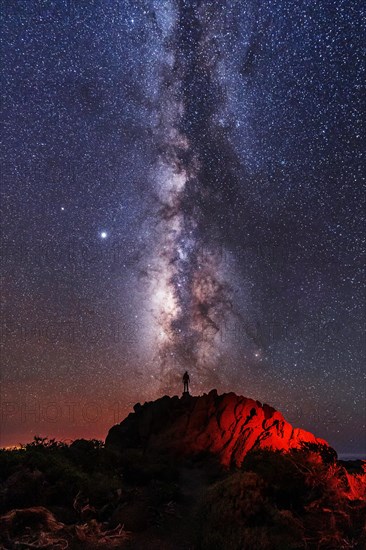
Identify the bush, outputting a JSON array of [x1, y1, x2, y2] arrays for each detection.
[[196, 471, 304, 549], [0, 437, 121, 512]]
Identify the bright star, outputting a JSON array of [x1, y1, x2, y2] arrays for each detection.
[[100, 231, 108, 239]]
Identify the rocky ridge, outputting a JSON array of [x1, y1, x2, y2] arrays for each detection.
[[105, 389, 330, 466]]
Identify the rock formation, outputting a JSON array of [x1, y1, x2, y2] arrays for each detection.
[[105, 390, 330, 467]]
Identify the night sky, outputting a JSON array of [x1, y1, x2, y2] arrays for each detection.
[[1, 0, 365, 456]]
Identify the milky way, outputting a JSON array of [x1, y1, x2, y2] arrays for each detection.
[[1, 0, 365, 455], [142, 2, 250, 392]]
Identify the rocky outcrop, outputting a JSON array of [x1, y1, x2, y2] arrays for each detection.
[[105, 390, 330, 467]]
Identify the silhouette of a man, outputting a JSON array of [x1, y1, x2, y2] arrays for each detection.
[[183, 371, 190, 394]]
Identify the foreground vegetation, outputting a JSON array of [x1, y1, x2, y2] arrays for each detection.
[[0, 438, 365, 549]]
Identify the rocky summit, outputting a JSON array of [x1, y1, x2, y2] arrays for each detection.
[[105, 390, 330, 466]]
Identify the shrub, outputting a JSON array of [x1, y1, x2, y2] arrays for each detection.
[[195, 471, 304, 549]]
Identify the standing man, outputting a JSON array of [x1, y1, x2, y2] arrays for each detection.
[[182, 371, 190, 394]]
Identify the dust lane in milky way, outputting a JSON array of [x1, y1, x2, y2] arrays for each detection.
[[140, 2, 257, 393]]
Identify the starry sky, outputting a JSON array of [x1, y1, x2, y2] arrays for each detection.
[[1, 0, 365, 456]]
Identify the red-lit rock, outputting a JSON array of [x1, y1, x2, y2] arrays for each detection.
[[105, 390, 330, 467]]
